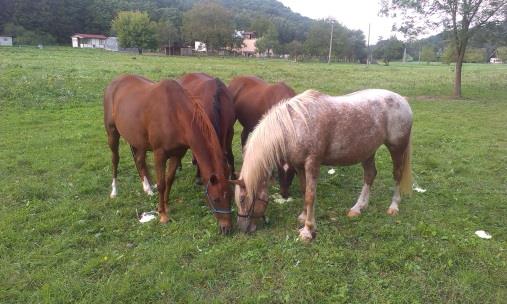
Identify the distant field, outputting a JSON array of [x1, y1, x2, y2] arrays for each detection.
[[1, 47, 506, 303]]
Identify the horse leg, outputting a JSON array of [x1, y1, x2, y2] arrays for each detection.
[[107, 127, 120, 198], [192, 155, 203, 185], [163, 157, 181, 221], [154, 150, 169, 224], [299, 159, 319, 241], [240, 128, 250, 153], [297, 169, 307, 225], [348, 154, 377, 217], [225, 130, 236, 179], [131, 146, 154, 196], [387, 148, 405, 216], [278, 163, 296, 199]]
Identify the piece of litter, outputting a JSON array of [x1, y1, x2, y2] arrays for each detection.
[[413, 186, 426, 193], [475, 230, 492, 239], [328, 168, 336, 175], [139, 211, 158, 223]]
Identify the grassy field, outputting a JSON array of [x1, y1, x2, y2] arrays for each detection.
[[0, 47, 506, 303]]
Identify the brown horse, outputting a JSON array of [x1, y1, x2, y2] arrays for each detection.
[[232, 89, 413, 241], [228, 75, 296, 198], [178, 73, 236, 183], [103, 75, 232, 234]]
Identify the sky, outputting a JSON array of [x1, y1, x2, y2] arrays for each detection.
[[278, 0, 401, 43]]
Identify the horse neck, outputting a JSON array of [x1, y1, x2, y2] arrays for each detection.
[[184, 106, 226, 181]]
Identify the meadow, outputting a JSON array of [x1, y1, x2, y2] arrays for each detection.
[[0, 47, 506, 303]]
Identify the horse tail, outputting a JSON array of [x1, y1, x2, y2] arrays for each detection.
[[399, 134, 412, 196]]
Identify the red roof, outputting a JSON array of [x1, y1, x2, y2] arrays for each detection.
[[72, 33, 107, 39]]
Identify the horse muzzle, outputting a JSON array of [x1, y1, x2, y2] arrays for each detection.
[[237, 216, 257, 233]]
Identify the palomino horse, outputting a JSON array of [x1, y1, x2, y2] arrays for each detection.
[[103, 75, 232, 234], [178, 73, 236, 183], [228, 75, 296, 198], [232, 89, 413, 241]]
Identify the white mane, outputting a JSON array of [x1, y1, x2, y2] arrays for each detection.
[[240, 89, 325, 198]]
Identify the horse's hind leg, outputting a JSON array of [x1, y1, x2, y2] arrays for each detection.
[[387, 143, 410, 215], [278, 164, 296, 199], [131, 146, 154, 196], [348, 154, 377, 217], [154, 150, 169, 224], [107, 127, 120, 198], [192, 155, 203, 185]]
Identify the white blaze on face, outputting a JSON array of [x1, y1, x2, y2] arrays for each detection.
[[142, 176, 154, 196], [110, 178, 118, 198], [283, 163, 289, 172]]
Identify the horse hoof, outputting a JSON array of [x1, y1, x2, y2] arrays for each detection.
[[387, 208, 398, 216], [159, 214, 169, 224], [110, 192, 117, 199], [298, 227, 314, 242], [146, 190, 155, 196], [347, 209, 361, 218]]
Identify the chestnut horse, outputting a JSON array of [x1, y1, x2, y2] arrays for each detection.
[[232, 89, 413, 241], [178, 73, 236, 183], [103, 75, 232, 234], [228, 75, 296, 198]]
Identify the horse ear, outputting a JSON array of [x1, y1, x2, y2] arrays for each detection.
[[229, 179, 245, 188], [209, 174, 219, 185]]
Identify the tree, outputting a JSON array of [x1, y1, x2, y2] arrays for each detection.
[[112, 11, 156, 54], [497, 46, 507, 61], [155, 19, 180, 48], [255, 24, 279, 56], [373, 36, 404, 65], [381, 0, 507, 98], [182, 1, 234, 52], [421, 45, 437, 64], [287, 40, 304, 61]]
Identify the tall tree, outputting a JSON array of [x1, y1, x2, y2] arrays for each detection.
[[381, 0, 507, 97], [255, 23, 279, 56], [111, 11, 157, 54], [182, 1, 234, 52]]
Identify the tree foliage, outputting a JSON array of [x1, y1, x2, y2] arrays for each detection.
[[111, 11, 156, 54], [421, 45, 437, 64], [381, 0, 507, 97], [373, 36, 404, 65], [182, 1, 234, 51]]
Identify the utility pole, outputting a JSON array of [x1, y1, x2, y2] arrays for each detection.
[[328, 20, 334, 64], [367, 23, 370, 65]]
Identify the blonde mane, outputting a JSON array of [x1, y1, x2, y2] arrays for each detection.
[[184, 90, 225, 173], [241, 89, 325, 198]]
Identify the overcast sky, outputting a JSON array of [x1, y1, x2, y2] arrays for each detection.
[[278, 0, 400, 43]]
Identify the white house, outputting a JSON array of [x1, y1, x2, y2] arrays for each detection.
[[71, 33, 107, 48], [194, 41, 207, 52], [0, 36, 13, 46]]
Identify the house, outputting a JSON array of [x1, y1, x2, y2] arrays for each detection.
[[234, 31, 257, 56], [71, 33, 107, 48], [194, 41, 207, 53], [490, 57, 503, 64], [0, 36, 13, 46]]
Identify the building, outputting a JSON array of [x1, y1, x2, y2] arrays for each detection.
[[0, 36, 13, 46], [234, 31, 257, 56], [71, 34, 107, 48]]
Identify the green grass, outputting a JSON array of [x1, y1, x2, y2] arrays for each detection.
[[1, 46, 506, 303]]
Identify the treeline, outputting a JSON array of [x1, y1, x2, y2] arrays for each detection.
[[373, 18, 507, 64], [0, 0, 367, 61]]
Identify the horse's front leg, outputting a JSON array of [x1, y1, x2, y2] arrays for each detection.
[[154, 151, 169, 224], [297, 169, 307, 225], [299, 159, 319, 242]]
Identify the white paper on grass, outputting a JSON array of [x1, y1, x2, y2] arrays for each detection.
[[328, 168, 336, 175], [139, 211, 158, 223], [475, 230, 492, 239]]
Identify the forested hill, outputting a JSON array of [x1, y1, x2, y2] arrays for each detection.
[[0, 0, 313, 44]]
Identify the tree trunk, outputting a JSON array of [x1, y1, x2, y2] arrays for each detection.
[[138, 48, 143, 55], [454, 51, 465, 98]]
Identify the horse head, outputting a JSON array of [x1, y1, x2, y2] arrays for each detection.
[[230, 178, 269, 233]]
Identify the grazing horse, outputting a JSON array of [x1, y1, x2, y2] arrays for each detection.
[[232, 89, 413, 241], [228, 75, 296, 198], [103, 75, 232, 234], [178, 73, 236, 183]]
